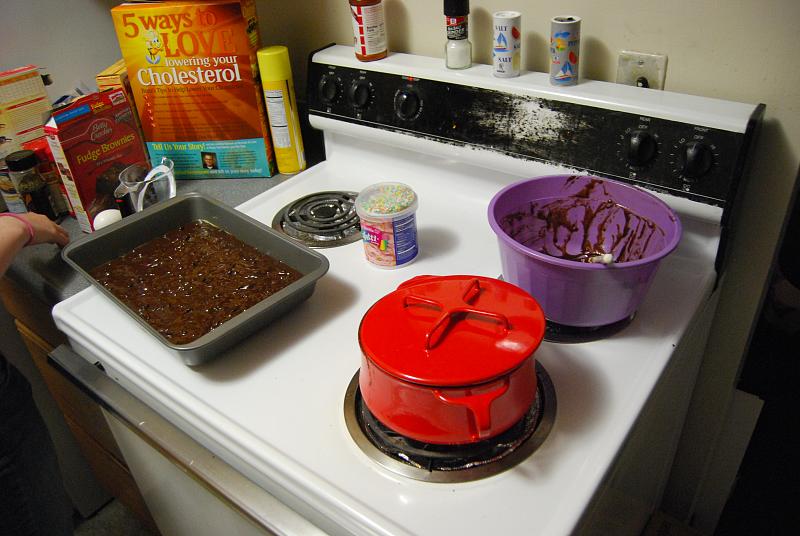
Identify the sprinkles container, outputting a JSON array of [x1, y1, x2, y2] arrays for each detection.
[[355, 182, 419, 268]]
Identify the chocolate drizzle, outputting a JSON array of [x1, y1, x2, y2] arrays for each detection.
[[501, 178, 666, 263]]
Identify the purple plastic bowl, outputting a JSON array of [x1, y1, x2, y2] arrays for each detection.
[[488, 175, 682, 327]]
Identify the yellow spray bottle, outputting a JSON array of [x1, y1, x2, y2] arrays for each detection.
[[257, 46, 306, 174]]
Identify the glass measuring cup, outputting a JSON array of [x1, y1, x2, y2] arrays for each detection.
[[115, 157, 176, 214]]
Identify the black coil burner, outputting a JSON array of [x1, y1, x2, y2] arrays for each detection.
[[343, 362, 556, 483], [544, 314, 635, 344], [272, 191, 361, 248]]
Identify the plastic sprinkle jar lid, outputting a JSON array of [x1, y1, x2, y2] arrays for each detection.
[[358, 275, 546, 386], [355, 181, 418, 220]]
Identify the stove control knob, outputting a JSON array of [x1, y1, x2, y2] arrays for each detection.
[[680, 141, 714, 178], [348, 79, 373, 110], [394, 89, 421, 121], [626, 130, 658, 167], [318, 74, 341, 105]]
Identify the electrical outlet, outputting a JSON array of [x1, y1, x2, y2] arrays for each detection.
[[616, 51, 668, 90]]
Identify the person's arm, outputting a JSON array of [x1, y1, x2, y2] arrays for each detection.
[[0, 212, 69, 276]]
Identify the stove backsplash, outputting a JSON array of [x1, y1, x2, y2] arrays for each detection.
[[307, 46, 763, 213]]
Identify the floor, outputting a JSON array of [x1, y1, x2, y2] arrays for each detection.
[[714, 274, 800, 534], [74, 500, 155, 536]]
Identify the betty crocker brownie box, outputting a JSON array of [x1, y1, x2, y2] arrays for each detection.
[[45, 89, 148, 232], [111, 0, 276, 179]]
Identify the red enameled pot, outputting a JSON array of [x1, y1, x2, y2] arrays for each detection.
[[358, 275, 545, 445]]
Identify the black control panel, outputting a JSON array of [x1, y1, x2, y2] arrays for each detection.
[[308, 59, 762, 208]]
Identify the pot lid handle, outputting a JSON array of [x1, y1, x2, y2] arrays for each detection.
[[403, 278, 510, 350]]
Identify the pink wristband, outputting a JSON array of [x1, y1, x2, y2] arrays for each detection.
[[0, 212, 35, 246]]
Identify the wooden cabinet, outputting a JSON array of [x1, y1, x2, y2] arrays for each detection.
[[0, 277, 159, 535]]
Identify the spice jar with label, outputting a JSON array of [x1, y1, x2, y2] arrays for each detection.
[[444, 0, 472, 69], [349, 0, 388, 62], [5, 150, 58, 220]]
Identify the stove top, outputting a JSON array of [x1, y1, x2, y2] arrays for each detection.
[[54, 153, 723, 535], [52, 45, 762, 536]]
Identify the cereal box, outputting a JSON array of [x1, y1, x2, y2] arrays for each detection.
[[110, 0, 276, 179], [96, 59, 130, 91], [0, 65, 51, 161], [96, 58, 147, 148], [45, 90, 148, 233]]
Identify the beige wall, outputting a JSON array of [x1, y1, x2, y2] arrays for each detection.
[[0, 0, 121, 100]]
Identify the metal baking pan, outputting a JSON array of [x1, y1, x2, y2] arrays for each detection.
[[62, 192, 329, 366]]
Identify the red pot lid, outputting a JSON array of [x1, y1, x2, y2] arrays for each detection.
[[359, 275, 545, 386]]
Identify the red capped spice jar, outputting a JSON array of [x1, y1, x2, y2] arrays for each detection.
[[349, 0, 388, 62], [358, 275, 545, 445]]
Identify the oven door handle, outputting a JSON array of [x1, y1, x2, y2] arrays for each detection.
[[48, 344, 327, 536]]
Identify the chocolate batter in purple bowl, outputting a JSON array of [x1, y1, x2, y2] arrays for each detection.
[[499, 178, 667, 264], [488, 175, 681, 327]]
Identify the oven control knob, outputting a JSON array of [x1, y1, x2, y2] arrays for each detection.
[[394, 89, 421, 120], [318, 75, 342, 105], [626, 130, 658, 167], [348, 79, 373, 110], [680, 141, 714, 178]]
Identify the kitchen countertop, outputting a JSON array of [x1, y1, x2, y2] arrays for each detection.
[[6, 175, 294, 307]]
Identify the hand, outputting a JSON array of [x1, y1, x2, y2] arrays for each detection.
[[23, 212, 70, 247], [0, 212, 70, 276]]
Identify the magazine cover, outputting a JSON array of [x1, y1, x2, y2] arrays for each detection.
[[111, 0, 276, 178]]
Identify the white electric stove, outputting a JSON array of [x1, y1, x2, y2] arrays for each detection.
[[52, 46, 762, 535]]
